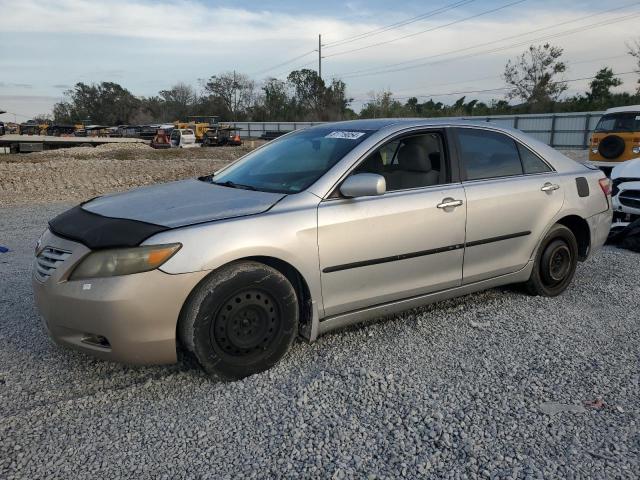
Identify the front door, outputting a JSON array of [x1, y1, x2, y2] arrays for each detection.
[[317, 130, 467, 317]]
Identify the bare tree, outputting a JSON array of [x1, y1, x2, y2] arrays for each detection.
[[503, 44, 567, 107], [32, 113, 53, 124], [627, 39, 640, 93], [204, 72, 256, 121], [158, 82, 197, 121]]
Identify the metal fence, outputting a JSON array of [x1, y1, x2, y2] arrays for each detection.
[[230, 111, 605, 149]]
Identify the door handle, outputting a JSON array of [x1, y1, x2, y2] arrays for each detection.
[[541, 183, 560, 192], [437, 198, 464, 209]]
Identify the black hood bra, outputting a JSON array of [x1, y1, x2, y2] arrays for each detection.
[[48, 179, 286, 249], [49, 206, 169, 250]]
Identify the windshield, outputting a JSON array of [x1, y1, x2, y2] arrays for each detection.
[[595, 112, 640, 132], [210, 127, 374, 193]]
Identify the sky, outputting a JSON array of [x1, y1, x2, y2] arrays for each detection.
[[0, 0, 639, 121]]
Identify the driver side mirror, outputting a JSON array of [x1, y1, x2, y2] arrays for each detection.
[[340, 173, 386, 198]]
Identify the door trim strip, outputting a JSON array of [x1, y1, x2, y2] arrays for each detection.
[[322, 231, 531, 273], [465, 230, 531, 247]]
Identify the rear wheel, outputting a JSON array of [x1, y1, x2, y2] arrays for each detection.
[[525, 224, 578, 296], [179, 261, 298, 380]]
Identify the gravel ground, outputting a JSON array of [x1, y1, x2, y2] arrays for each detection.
[[0, 143, 255, 206], [1, 203, 638, 479]]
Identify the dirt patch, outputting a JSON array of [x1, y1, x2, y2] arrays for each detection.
[[0, 143, 258, 206]]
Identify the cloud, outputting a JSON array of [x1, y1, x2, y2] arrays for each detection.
[[0, 82, 33, 89], [0, 0, 364, 44], [0, 0, 637, 116]]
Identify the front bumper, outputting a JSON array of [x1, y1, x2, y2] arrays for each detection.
[[612, 182, 640, 217], [32, 230, 209, 365]]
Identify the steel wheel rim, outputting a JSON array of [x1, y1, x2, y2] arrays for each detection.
[[211, 289, 280, 357], [547, 244, 571, 283]]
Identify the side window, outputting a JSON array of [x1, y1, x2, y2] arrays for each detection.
[[378, 141, 400, 167], [517, 143, 551, 174], [354, 132, 446, 191], [458, 129, 523, 180]]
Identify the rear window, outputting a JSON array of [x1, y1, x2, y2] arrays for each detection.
[[595, 113, 640, 132], [183, 129, 194, 135], [517, 144, 551, 174]]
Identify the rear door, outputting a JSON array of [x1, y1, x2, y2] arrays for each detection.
[[455, 127, 564, 284], [317, 129, 467, 317]]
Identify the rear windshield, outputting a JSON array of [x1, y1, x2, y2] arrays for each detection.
[[210, 127, 375, 193], [595, 112, 640, 132]]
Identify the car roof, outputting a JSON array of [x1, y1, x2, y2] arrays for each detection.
[[604, 105, 640, 114], [309, 117, 524, 132]]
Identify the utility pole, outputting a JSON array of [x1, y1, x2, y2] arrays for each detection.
[[318, 34, 322, 80]]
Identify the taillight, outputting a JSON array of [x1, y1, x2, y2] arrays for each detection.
[[598, 178, 611, 196]]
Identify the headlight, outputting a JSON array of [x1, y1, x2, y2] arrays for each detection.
[[591, 147, 599, 154], [69, 243, 181, 280], [633, 146, 640, 154]]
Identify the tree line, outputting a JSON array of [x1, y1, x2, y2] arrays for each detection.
[[50, 42, 640, 126]]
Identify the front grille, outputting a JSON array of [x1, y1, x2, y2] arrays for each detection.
[[618, 190, 640, 208], [619, 189, 640, 210], [35, 247, 72, 281]]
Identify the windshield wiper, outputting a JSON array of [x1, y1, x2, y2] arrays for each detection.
[[213, 180, 257, 191]]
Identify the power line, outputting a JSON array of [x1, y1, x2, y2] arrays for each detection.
[[251, 49, 317, 76], [347, 54, 633, 99], [249, 0, 476, 79], [351, 70, 638, 102], [356, 54, 633, 96], [337, 1, 640, 78], [324, 0, 528, 59], [269, 59, 318, 80], [322, 0, 475, 48], [338, 10, 640, 79]]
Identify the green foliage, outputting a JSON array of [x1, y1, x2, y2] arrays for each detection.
[[587, 68, 623, 103], [53, 82, 141, 125], [503, 43, 567, 110]]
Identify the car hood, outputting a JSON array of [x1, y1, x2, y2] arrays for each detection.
[[82, 178, 286, 228], [611, 159, 640, 180]]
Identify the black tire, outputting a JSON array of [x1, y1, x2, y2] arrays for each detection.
[[525, 224, 578, 297], [179, 261, 298, 380], [598, 135, 626, 159]]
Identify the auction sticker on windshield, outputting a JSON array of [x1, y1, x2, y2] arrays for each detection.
[[325, 131, 366, 140]]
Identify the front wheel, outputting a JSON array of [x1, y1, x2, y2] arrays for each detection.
[[525, 224, 578, 297], [179, 261, 299, 380]]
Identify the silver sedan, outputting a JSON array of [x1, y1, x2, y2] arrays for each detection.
[[33, 119, 612, 379]]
